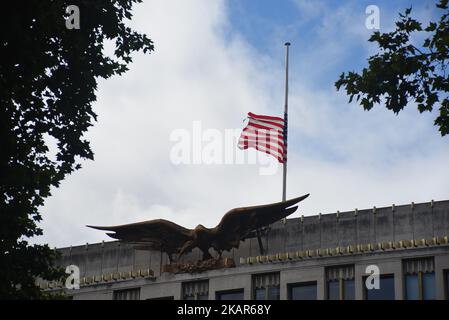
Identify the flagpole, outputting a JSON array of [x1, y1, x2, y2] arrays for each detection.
[[282, 42, 290, 203], [280, 42, 290, 225]]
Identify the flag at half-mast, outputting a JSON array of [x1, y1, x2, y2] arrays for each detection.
[[237, 112, 286, 163]]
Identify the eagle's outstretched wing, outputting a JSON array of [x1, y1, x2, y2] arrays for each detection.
[[87, 219, 193, 255], [211, 194, 309, 251]]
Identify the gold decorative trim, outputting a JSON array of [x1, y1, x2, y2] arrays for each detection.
[[39, 267, 155, 290], [239, 235, 449, 265]]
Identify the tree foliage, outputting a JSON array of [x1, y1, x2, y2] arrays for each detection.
[[0, 0, 153, 299], [336, 0, 449, 136]]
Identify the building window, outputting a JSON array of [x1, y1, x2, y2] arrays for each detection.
[[252, 272, 280, 300], [182, 280, 209, 300], [216, 289, 244, 300], [445, 270, 449, 300], [403, 257, 435, 300], [326, 265, 355, 300], [288, 281, 317, 300], [113, 288, 140, 300], [364, 274, 395, 300]]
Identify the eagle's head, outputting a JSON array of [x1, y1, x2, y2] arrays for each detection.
[[178, 225, 208, 257], [194, 224, 207, 233]]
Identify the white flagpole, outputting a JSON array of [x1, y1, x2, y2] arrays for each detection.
[[282, 42, 290, 203]]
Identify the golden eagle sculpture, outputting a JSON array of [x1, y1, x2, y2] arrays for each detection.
[[87, 194, 309, 262]]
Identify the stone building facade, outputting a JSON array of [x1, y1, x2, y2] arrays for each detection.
[[41, 200, 449, 300]]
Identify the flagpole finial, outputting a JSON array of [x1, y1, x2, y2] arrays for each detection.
[[284, 42, 291, 46]]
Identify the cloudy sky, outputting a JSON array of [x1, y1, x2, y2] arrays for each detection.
[[36, 0, 449, 248]]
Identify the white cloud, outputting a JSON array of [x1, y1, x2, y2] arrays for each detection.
[[35, 0, 449, 248]]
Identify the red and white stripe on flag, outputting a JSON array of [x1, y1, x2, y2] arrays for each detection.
[[238, 112, 286, 163]]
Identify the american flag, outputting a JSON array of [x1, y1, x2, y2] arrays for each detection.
[[238, 112, 287, 163]]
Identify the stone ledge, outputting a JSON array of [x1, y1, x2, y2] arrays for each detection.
[[38, 268, 155, 290], [239, 236, 449, 265]]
